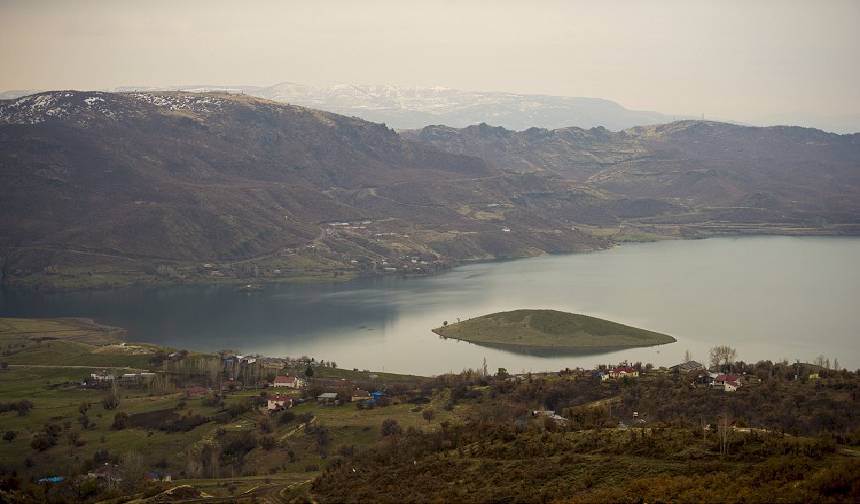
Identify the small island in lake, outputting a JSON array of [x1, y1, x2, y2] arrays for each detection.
[[432, 309, 676, 350]]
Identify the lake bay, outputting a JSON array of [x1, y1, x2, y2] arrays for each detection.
[[1, 236, 858, 375]]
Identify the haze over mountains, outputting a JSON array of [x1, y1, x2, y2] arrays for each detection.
[[1, 90, 859, 288], [6, 83, 859, 133], [110, 83, 680, 132]]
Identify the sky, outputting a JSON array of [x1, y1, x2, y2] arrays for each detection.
[[1, 0, 858, 126]]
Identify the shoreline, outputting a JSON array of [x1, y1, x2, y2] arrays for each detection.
[[431, 328, 677, 356], [4, 227, 858, 293]]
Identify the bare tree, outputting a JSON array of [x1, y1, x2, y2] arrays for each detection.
[[709, 346, 737, 371]]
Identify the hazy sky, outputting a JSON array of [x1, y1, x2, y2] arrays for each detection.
[[1, 0, 858, 123]]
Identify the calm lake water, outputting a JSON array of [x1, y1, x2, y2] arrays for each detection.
[[1, 236, 859, 375]]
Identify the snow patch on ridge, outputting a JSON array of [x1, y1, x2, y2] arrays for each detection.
[[129, 93, 225, 113], [0, 91, 226, 125]]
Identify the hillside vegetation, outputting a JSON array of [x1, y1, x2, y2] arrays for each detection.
[[0, 91, 604, 289], [433, 309, 675, 350], [404, 121, 860, 229], [0, 317, 858, 502]]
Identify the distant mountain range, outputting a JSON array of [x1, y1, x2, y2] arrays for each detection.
[[5, 84, 683, 131], [1, 90, 858, 289], [249, 83, 685, 131], [6, 83, 858, 133]]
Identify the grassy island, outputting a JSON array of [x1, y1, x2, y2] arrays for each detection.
[[432, 309, 675, 350]]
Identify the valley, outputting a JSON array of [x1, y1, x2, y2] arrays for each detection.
[[3, 2, 858, 502]]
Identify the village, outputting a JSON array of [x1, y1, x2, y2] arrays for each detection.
[[79, 345, 827, 440], [0, 330, 854, 503]]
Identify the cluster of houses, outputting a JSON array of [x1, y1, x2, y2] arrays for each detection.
[[317, 389, 384, 406], [262, 372, 385, 411], [668, 360, 744, 392], [598, 365, 641, 381], [542, 360, 749, 394]]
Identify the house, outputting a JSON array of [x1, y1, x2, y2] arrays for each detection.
[[609, 366, 639, 379], [351, 389, 371, 402], [317, 392, 338, 405], [693, 371, 714, 386], [87, 464, 123, 489], [713, 374, 741, 392], [273, 375, 304, 389], [84, 371, 116, 387], [267, 394, 293, 411], [670, 361, 705, 373]]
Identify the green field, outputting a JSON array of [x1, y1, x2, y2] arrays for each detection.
[[0, 316, 460, 502], [433, 309, 676, 349], [0, 317, 157, 368]]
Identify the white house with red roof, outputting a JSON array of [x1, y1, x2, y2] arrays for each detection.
[[272, 375, 304, 389], [713, 374, 741, 392], [267, 394, 293, 411], [609, 366, 639, 379]]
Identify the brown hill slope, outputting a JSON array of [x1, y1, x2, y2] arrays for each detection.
[[403, 121, 860, 225], [0, 91, 604, 287]]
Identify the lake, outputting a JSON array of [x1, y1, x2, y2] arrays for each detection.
[[1, 236, 858, 375]]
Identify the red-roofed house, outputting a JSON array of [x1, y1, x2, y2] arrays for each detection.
[[273, 375, 304, 389], [267, 394, 293, 411], [609, 366, 639, 379], [713, 374, 741, 392]]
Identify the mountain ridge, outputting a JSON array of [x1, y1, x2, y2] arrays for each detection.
[[0, 91, 607, 288], [2, 90, 859, 290], [402, 120, 860, 220], [11, 83, 684, 131]]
